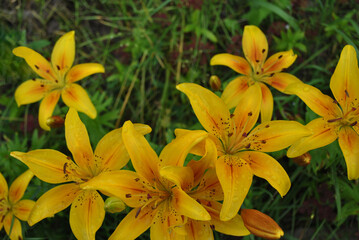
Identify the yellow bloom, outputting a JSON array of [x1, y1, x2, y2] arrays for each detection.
[[0, 170, 35, 240], [177, 83, 311, 221], [286, 45, 359, 180], [13, 31, 105, 131], [82, 121, 250, 239], [10, 108, 151, 240], [211, 25, 301, 122]]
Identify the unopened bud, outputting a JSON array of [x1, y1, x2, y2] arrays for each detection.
[[209, 75, 221, 91], [104, 197, 126, 213], [292, 152, 311, 166], [241, 209, 284, 240], [46, 116, 64, 128]]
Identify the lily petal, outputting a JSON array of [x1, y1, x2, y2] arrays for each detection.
[[66, 63, 105, 83], [238, 151, 290, 197], [216, 155, 253, 221], [51, 31, 75, 77], [109, 203, 156, 240], [14, 79, 51, 106], [187, 139, 217, 186], [13, 199, 35, 221], [29, 183, 81, 226], [287, 118, 338, 158], [39, 90, 60, 131], [185, 219, 214, 240], [242, 25, 268, 69], [201, 200, 250, 236], [4, 213, 22, 240], [123, 121, 160, 185], [65, 108, 95, 176], [338, 126, 359, 180], [69, 190, 105, 240], [244, 120, 311, 152], [150, 201, 188, 240], [190, 168, 224, 201], [285, 82, 342, 118], [177, 83, 233, 143], [13, 46, 56, 81], [10, 150, 82, 184], [232, 83, 261, 136], [159, 130, 207, 167], [9, 169, 33, 204], [172, 187, 211, 221], [62, 83, 97, 119], [260, 83, 273, 122], [0, 172, 8, 199], [330, 45, 359, 112], [160, 166, 194, 191], [81, 170, 149, 208], [95, 123, 151, 172], [263, 50, 297, 74], [221, 76, 250, 109], [265, 72, 302, 93], [210, 54, 251, 75]]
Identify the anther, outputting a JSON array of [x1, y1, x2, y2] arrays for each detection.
[[327, 117, 342, 123], [350, 121, 357, 126], [345, 89, 349, 97], [63, 162, 68, 174], [278, 55, 283, 59], [248, 112, 253, 116], [125, 194, 132, 198], [262, 49, 266, 53], [135, 208, 141, 218], [57, 65, 60, 70]]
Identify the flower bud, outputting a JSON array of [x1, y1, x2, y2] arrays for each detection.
[[104, 197, 126, 213], [241, 209, 284, 239], [209, 75, 221, 91], [292, 152, 311, 166], [46, 116, 64, 128]]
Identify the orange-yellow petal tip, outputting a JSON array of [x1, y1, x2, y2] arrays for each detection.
[[10, 151, 25, 159], [241, 209, 284, 240]]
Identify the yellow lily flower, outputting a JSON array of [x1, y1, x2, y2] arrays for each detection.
[[286, 45, 359, 180], [10, 108, 151, 240], [0, 170, 35, 240], [82, 121, 250, 239], [211, 25, 301, 122], [13, 31, 105, 131], [177, 83, 311, 221]]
